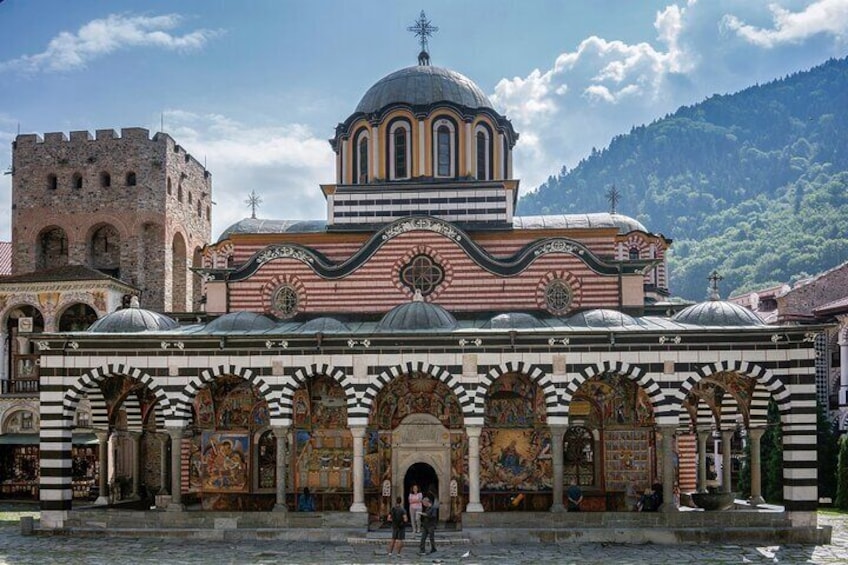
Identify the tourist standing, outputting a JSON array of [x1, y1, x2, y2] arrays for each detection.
[[567, 478, 583, 511], [408, 484, 423, 534], [387, 496, 407, 556], [418, 497, 437, 555]]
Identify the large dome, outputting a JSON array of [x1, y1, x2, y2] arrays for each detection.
[[355, 65, 494, 115], [377, 300, 457, 332]]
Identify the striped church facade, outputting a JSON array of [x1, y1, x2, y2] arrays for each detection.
[[36, 323, 820, 529]]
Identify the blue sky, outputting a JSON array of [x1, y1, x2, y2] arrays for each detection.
[[1, 0, 846, 241]]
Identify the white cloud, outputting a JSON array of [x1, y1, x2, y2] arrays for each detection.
[[162, 111, 334, 240], [721, 0, 848, 48], [0, 13, 220, 73], [492, 2, 698, 193]]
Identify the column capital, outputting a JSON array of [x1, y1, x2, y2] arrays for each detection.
[[271, 425, 290, 436], [720, 429, 735, 441], [466, 425, 483, 439], [697, 429, 712, 441], [166, 427, 187, 441], [747, 427, 766, 441], [94, 430, 110, 442], [548, 424, 568, 434], [349, 426, 367, 439]]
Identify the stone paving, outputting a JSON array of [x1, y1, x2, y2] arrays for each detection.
[[1, 505, 847, 564]]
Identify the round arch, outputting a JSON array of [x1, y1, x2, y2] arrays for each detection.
[[358, 362, 472, 423], [57, 302, 99, 332], [562, 361, 669, 425], [35, 225, 69, 270], [474, 361, 559, 421], [676, 361, 791, 424], [283, 364, 357, 427], [172, 364, 277, 428]]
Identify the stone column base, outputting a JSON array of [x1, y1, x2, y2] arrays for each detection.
[[349, 502, 367, 513], [748, 495, 765, 506], [273, 503, 289, 512], [465, 502, 484, 513], [93, 496, 110, 506], [550, 503, 566, 513], [166, 502, 185, 512]]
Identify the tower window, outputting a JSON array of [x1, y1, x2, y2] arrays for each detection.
[[167, 177, 172, 195], [47, 174, 58, 190], [394, 127, 407, 179], [629, 247, 640, 260], [100, 172, 111, 188], [475, 125, 491, 181], [355, 130, 369, 184], [178, 184, 183, 202], [437, 126, 450, 177], [72, 173, 83, 189], [126, 172, 137, 186]]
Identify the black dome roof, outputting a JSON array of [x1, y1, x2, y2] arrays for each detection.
[[672, 301, 765, 326], [298, 317, 351, 333], [204, 312, 276, 332], [377, 299, 457, 332], [87, 307, 178, 333], [355, 65, 494, 115]]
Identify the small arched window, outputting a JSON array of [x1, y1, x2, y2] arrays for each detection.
[[629, 247, 640, 260], [178, 184, 183, 202], [167, 177, 172, 195], [433, 118, 455, 178], [100, 172, 111, 188], [72, 173, 83, 189], [392, 124, 409, 180], [354, 129, 369, 184], [475, 125, 491, 181], [126, 172, 137, 186], [47, 174, 58, 190], [188, 191, 193, 205]]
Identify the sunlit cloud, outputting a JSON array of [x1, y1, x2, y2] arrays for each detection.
[[0, 13, 221, 73], [162, 110, 334, 239], [721, 0, 848, 48]]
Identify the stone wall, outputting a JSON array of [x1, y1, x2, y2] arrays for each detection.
[[778, 262, 848, 319], [11, 129, 212, 312]]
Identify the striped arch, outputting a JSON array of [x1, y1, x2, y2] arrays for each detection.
[[355, 362, 472, 423], [473, 361, 560, 420], [281, 364, 357, 427], [676, 361, 790, 425], [171, 364, 278, 427], [562, 361, 670, 424], [122, 396, 143, 432], [144, 401, 167, 431], [62, 364, 170, 425]]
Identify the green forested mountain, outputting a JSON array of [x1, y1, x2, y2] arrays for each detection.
[[518, 57, 848, 301]]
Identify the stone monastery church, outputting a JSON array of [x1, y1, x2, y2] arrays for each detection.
[[0, 19, 829, 542]]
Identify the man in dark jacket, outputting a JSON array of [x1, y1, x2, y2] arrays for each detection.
[[418, 497, 437, 554]]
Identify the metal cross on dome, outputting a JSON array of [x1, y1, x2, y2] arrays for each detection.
[[408, 10, 439, 55], [707, 269, 724, 301], [606, 184, 620, 215], [245, 190, 262, 219]]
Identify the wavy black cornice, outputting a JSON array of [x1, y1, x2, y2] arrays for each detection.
[[208, 216, 656, 283]]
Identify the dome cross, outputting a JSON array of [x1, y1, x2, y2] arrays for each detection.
[[407, 10, 438, 65]]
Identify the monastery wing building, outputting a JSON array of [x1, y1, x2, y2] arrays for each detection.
[[1, 41, 828, 542]]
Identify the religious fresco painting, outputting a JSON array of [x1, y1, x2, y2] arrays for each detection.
[[200, 431, 249, 492], [292, 376, 352, 509], [568, 374, 657, 493], [480, 373, 551, 496], [185, 375, 272, 509], [369, 373, 464, 430]]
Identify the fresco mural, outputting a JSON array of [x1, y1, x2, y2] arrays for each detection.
[[186, 376, 271, 508], [201, 431, 249, 492], [292, 376, 352, 506], [480, 373, 550, 494], [370, 373, 464, 430]]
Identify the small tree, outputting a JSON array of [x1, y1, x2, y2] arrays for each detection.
[[817, 407, 839, 502], [762, 400, 784, 503], [836, 435, 848, 510]]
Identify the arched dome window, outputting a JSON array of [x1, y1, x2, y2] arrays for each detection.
[[389, 121, 411, 180], [354, 128, 369, 184], [629, 247, 640, 260], [475, 123, 492, 181], [433, 119, 455, 178]]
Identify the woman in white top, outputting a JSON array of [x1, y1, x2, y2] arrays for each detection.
[[408, 484, 423, 534]]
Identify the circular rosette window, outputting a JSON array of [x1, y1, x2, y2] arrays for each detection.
[[272, 284, 299, 319], [399, 254, 445, 296]]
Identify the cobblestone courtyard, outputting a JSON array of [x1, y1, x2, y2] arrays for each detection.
[[1, 506, 846, 564]]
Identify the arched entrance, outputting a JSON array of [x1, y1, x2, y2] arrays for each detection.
[[404, 462, 438, 510]]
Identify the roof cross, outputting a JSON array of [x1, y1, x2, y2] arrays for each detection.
[[606, 184, 620, 215], [245, 190, 262, 219], [407, 10, 438, 62], [707, 270, 724, 301]]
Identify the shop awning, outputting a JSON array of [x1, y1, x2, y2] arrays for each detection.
[[0, 432, 99, 445]]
